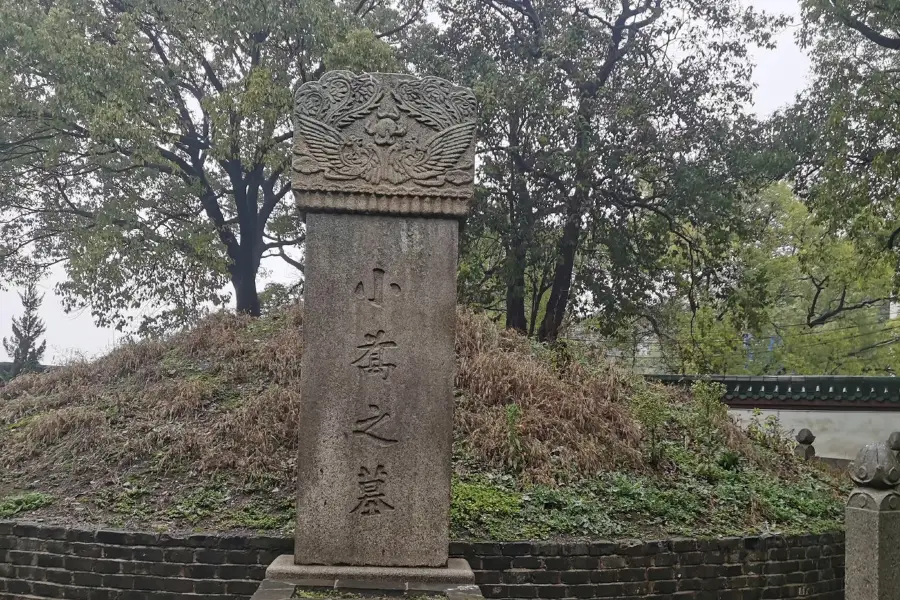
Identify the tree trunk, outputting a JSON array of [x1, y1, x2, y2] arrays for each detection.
[[537, 214, 580, 342], [537, 97, 591, 344], [505, 241, 528, 333], [504, 111, 532, 334], [233, 265, 261, 316], [232, 165, 263, 317]]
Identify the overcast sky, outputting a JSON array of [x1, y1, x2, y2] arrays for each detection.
[[0, 0, 811, 364]]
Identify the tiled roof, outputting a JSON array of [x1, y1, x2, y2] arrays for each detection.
[[648, 375, 900, 410]]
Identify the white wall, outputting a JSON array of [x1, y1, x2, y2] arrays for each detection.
[[729, 409, 900, 460]]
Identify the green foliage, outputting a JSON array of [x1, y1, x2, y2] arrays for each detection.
[[448, 375, 842, 540], [167, 485, 229, 525], [630, 383, 670, 465], [223, 498, 294, 531], [324, 29, 400, 73], [609, 185, 900, 375], [258, 282, 302, 315], [0, 492, 54, 517], [450, 479, 523, 539], [94, 480, 152, 519], [754, 1, 900, 372], [450, 465, 843, 540], [0, 0, 419, 332], [410, 0, 788, 341], [690, 381, 728, 431], [788, 1, 900, 261], [746, 410, 795, 456], [504, 404, 524, 472]]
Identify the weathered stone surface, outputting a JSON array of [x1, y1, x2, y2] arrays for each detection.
[[250, 578, 484, 600], [292, 71, 476, 218], [794, 444, 815, 461], [846, 503, 900, 599], [796, 428, 815, 445], [888, 431, 900, 452], [846, 438, 900, 600], [267, 555, 475, 585], [849, 441, 900, 488], [295, 212, 458, 567]]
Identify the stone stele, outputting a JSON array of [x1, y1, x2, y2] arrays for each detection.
[[291, 72, 476, 570]]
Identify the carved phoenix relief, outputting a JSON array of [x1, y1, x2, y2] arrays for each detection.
[[292, 71, 477, 193]]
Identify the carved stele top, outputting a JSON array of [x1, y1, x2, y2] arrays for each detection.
[[292, 71, 477, 218], [848, 441, 900, 511]]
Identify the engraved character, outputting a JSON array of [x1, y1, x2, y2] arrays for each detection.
[[351, 465, 394, 515], [355, 268, 401, 307], [351, 330, 397, 380], [353, 404, 398, 444]]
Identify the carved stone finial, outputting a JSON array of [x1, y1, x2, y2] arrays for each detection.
[[888, 432, 900, 452], [796, 428, 815, 445], [292, 71, 477, 218], [850, 442, 900, 489]]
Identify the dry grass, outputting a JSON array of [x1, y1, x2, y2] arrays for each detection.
[[0, 304, 839, 530], [0, 306, 304, 490], [0, 305, 647, 489], [454, 310, 642, 482]]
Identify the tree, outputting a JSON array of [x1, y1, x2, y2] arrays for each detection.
[[0, 0, 423, 333], [410, 0, 787, 341], [3, 283, 47, 378], [609, 185, 900, 375], [783, 1, 900, 263]]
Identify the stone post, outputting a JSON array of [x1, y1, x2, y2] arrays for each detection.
[[253, 71, 481, 599], [845, 441, 900, 600], [794, 428, 815, 461]]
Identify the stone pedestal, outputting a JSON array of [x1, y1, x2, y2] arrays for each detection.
[[250, 557, 480, 600], [253, 70, 481, 599], [845, 441, 900, 600]]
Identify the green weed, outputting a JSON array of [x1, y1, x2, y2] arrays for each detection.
[[450, 479, 522, 539], [168, 485, 229, 525], [630, 383, 670, 465], [224, 498, 294, 531], [0, 492, 54, 517], [95, 481, 152, 518]]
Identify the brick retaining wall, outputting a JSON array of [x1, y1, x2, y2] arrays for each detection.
[[0, 522, 844, 599], [451, 535, 844, 599]]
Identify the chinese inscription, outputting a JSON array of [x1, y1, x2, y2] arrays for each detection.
[[348, 266, 404, 514], [351, 330, 398, 380], [353, 404, 398, 445], [351, 465, 394, 516], [355, 268, 402, 307]]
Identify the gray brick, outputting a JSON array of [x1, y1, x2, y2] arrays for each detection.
[[72, 571, 103, 587], [510, 557, 542, 569], [93, 559, 122, 574], [164, 577, 196, 593], [102, 545, 133, 560], [560, 571, 590, 585], [44, 569, 73, 585], [226, 549, 261, 564], [102, 573, 135, 589], [95, 530, 129, 545], [195, 548, 229, 564], [501, 543, 532, 557], [36, 553, 65, 569], [132, 546, 164, 562], [227, 579, 262, 595]]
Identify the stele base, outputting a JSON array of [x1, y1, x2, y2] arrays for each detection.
[[250, 556, 483, 600]]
